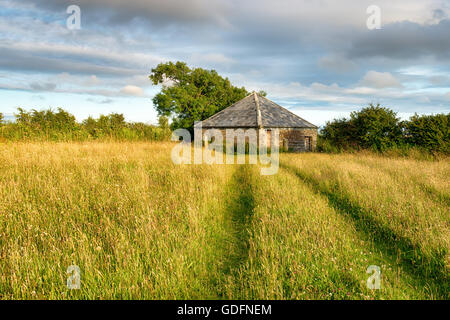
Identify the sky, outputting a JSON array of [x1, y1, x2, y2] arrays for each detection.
[[0, 0, 449, 126]]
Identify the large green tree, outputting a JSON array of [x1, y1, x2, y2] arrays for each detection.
[[149, 61, 251, 130]]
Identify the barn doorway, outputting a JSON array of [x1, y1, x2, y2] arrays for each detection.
[[305, 136, 312, 151], [266, 129, 271, 147]]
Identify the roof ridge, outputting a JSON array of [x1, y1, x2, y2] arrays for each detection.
[[197, 92, 318, 129], [253, 92, 262, 128]]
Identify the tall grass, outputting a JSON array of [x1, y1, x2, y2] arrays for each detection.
[[0, 142, 233, 298], [280, 153, 449, 298], [227, 165, 443, 299], [0, 142, 448, 299]]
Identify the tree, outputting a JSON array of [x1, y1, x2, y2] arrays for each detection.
[[0, 112, 3, 126], [15, 108, 32, 125], [350, 104, 403, 151], [82, 116, 98, 137], [158, 116, 169, 129], [321, 117, 358, 150], [150, 61, 252, 130]]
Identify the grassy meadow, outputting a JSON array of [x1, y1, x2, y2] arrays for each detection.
[[0, 142, 448, 299]]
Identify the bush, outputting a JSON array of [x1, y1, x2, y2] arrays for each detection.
[[316, 136, 342, 153], [350, 105, 403, 151], [320, 104, 449, 155], [321, 104, 403, 152], [0, 108, 172, 142], [403, 113, 449, 153], [320, 118, 357, 151]]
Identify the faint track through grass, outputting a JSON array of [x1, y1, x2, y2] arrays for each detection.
[[1, 142, 448, 299], [280, 162, 449, 299], [223, 165, 255, 274], [212, 165, 256, 299]]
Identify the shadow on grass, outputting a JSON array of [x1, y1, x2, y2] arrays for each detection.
[[418, 182, 450, 207], [222, 165, 255, 275], [210, 165, 256, 299], [281, 162, 449, 299]]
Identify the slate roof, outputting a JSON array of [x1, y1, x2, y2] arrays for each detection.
[[196, 92, 317, 129]]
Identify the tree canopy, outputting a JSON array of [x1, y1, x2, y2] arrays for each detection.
[[150, 61, 262, 130]]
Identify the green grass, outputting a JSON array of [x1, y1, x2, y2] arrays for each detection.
[[0, 142, 448, 299]]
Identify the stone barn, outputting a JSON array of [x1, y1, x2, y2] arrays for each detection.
[[196, 92, 318, 152]]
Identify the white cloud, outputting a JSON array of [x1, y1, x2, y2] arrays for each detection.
[[85, 75, 101, 86], [120, 85, 144, 96], [360, 71, 403, 88], [310, 82, 340, 92], [346, 87, 378, 95]]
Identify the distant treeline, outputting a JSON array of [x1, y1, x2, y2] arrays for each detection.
[[1, 106, 448, 155], [0, 108, 171, 141], [319, 104, 449, 155]]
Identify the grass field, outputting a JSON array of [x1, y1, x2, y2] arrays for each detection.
[[0, 142, 448, 299]]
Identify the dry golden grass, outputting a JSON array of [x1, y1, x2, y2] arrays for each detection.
[[0, 142, 234, 299], [0, 142, 448, 299], [281, 153, 449, 298]]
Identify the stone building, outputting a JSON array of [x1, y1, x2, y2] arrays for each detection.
[[195, 92, 318, 152]]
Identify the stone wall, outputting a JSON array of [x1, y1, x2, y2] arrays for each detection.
[[278, 128, 318, 152], [199, 127, 317, 152]]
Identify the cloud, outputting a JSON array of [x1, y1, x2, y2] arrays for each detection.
[[190, 53, 236, 66], [2, 0, 450, 124], [348, 19, 450, 60], [0, 77, 149, 99], [87, 97, 114, 104], [0, 41, 166, 76], [120, 85, 144, 96], [417, 96, 431, 103], [359, 71, 403, 88], [20, 0, 232, 28], [429, 75, 450, 85], [29, 82, 57, 91], [84, 75, 101, 86], [318, 55, 358, 73], [431, 8, 448, 22]]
